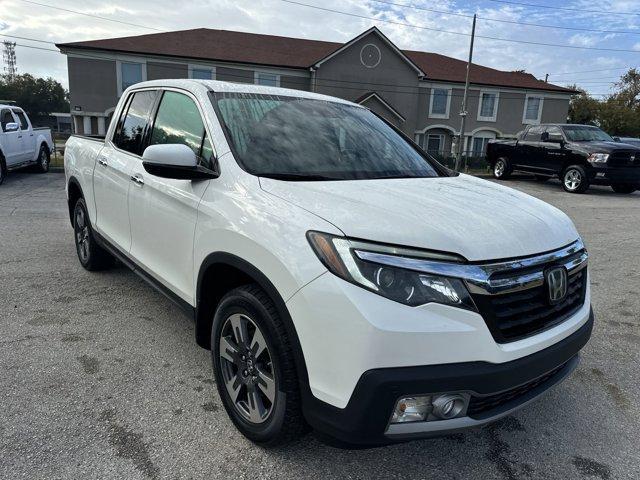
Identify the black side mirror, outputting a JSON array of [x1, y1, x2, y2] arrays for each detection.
[[613, 136, 621, 142], [540, 131, 549, 142]]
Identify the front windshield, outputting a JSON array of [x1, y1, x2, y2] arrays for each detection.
[[562, 125, 614, 142], [212, 92, 441, 180]]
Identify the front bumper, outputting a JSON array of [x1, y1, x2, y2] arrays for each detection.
[[302, 309, 593, 447], [589, 165, 640, 185]]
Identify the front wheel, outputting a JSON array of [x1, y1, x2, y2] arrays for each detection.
[[562, 165, 590, 193], [493, 157, 512, 179], [611, 184, 637, 194], [36, 145, 50, 173], [211, 285, 307, 446]]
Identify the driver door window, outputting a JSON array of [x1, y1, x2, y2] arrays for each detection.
[[148, 91, 214, 169]]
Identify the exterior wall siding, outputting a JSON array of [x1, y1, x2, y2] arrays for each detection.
[[68, 56, 118, 113], [217, 67, 254, 83], [147, 61, 188, 80], [313, 33, 421, 134], [280, 75, 310, 91]]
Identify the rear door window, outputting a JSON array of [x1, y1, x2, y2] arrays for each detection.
[[113, 90, 158, 155], [523, 125, 544, 141], [148, 91, 214, 169]]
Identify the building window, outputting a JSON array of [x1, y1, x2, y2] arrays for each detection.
[[190, 65, 216, 80], [478, 91, 499, 122], [255, 72, 280, 87], [121, 62, 143, 91], [429, 87, 451, 118], [471, 131, 497, 156], [523, 95, 543, 124], [425, 134, 444, 156]]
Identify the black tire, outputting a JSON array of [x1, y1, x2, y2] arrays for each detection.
[[534, 175, 549, 182], [211, 284, 307, 446], [36, 144, 50, 173], [73, 198, 114, 271], [562, 165, 590, 193], [611, 184, 637, 194], [0, 154, 6, 186], [492, 157, 512, 179]]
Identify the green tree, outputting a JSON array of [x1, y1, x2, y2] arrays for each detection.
[[0, 73, 69, 117], [568, 85, 600, 125]]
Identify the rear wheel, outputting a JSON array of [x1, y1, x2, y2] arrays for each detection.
[[73, 198, 114, 270], [493, 157, 512, 179], [36, 145, 50, 173], [562, 165, 589, 193], [611, 184, 637, 194], [211, 285, 307, 446]]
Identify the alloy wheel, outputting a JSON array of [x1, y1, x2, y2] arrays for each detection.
[[564, 169, 581, 191], [75, 207, 90, 262], [39, 148, 49, 171], [494, 160, 505, 177], [219, 313, 276, 424]]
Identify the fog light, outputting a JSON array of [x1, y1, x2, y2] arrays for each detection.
[[596, 172, 606, 178], [432, 394, 467, 420], [390, 396, 432, 423]]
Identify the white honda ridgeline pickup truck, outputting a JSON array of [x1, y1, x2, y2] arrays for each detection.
[[64, 80, 593, 447]]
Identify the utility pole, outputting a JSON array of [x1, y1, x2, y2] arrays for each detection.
[[454, 14, 476, 172], [3, 41, 17, 79]]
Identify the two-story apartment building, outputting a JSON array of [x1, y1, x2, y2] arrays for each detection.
[[57, 27, 574, 159]]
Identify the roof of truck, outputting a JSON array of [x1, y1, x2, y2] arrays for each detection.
[[126, 79, 362, 106]]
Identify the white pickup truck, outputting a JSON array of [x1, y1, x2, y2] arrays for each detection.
[[64, 80, 593, 447], [0, 104, 53, 185]]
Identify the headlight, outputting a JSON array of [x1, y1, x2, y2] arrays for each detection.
[[587, 153, 609, 163], [307, 231, 476, 310]]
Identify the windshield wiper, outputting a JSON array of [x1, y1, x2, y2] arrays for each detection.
[[257, 172, 341, 181]]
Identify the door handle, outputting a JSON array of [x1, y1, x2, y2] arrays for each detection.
[[130, 174, 144, 186], [97, 157, 108, 166]]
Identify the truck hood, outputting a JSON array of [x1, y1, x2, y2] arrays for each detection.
[[260, 174, 579, 261], [570, 140, 640, 154]]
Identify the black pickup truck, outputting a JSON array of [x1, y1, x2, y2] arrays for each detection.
[[486, 124, 640, 194]]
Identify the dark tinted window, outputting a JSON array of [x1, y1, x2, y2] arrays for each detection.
[[1, 109, 15, 131], [13, 110, 29, 130], [523, 125, 544, 141], [149, 91, 213, 169], [213, 93, 440, 180], [562, 126, 613, 142], [113, 90, 157, 155]]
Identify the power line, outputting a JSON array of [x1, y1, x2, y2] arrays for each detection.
[[18, 0, 162, 31], [548, 66, 637, 76], [366, 0, 640, 35], [280, 0, 640, 53], [480, 0, 640, 16]]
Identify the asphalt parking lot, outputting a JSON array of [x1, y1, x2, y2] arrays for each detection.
[[1, 172, 638, 480]]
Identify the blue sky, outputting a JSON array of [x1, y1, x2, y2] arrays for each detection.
[[1, 0, 639, 96]]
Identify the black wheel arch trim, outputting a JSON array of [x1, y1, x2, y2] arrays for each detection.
[[67, 176, 84, 226], [195, 252, 311, 393]]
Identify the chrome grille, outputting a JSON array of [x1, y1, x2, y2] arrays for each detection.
[[609, 150, 640, 167], [470, 267, 587, 342]]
